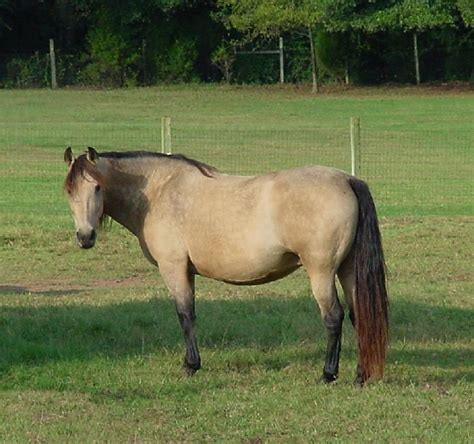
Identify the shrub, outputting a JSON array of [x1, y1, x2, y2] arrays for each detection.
[[211, 43, 236, 83], [80, 27, 138, 87], [156, 37, 198, 83], [4, 53, 48, 88]]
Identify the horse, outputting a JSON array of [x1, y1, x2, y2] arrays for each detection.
[[63, 146, 388, 385]]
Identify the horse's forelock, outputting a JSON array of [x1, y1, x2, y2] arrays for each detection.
[[64, 155, 104, 193]]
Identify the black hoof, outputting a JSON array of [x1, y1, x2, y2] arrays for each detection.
[[183, 361, 201, 376], [320, 372, 338, 384], [354, 375, 364, 387]]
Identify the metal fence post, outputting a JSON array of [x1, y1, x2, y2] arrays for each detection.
[[161, 117, 171, 154], [350, 117, 361, 177]]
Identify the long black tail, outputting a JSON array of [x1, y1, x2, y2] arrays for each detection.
[[349, 177, 389, 381]]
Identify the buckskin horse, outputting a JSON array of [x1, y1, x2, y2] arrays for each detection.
[[64, 147, 388, 384]]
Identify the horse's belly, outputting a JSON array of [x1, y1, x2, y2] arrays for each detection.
[[191, 250, 301, 285], [222, 262, 302, 285]]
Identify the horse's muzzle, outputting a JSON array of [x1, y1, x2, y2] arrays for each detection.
[[76, 229, 96, 249]]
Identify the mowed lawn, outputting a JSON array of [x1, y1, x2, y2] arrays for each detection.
[[0, 86, 473, 442]]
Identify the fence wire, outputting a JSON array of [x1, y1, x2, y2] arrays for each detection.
[[362, 129, 473, 215], [0, 122, 472, 228], [173, 127, 350, 175]]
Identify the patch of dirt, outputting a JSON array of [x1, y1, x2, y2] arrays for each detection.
[[453, 273, 473, 282], [274, 81, 474, 97], [0, 276, 151, 296]]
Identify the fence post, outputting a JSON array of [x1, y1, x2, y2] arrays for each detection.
[[49, 39, 57, 89], [413, 32, 421, 85], [279, 37, 284, 83], [161, 117, 172, 154], [350, 117, 361, 177]]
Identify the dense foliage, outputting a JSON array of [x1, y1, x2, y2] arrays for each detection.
[[0, 0, 472, 88]]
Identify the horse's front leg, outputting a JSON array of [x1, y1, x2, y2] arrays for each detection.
[[176, 277, 201, 376], [160, 262, 201, 375]]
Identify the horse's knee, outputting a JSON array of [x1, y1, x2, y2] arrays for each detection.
[[176, 307, 196, 328], [324, 303, 344, 332]]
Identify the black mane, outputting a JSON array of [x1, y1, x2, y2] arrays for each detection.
[[100, 150, 217, 177]]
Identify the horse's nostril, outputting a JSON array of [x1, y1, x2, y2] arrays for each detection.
[[76, 230, 96, 248]]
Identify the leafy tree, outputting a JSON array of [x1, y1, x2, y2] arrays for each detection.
[[388, 0, 454, 84], [217, 0, 324, 92], [324, 0, 461, 84], [76, 0, 216, 85], [457, 0, 474, 26], [0, 0, 472, 86]]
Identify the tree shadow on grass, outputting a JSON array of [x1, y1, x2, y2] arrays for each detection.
[[0, 288, 472, 383]]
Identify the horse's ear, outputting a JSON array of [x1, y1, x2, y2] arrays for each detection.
[[64, 147, 75, 166], [86, 146, 99, 164]]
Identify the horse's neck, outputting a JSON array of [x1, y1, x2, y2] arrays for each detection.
[[100, 158, 160, 236]]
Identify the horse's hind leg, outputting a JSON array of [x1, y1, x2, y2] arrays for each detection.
[[337, 253, 363, 384], [306, 267, 344, 383]]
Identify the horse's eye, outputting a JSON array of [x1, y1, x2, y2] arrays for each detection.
[[95, 185, 101, 193]]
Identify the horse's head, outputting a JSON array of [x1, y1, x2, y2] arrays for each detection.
[[64, 146, 104, 249]]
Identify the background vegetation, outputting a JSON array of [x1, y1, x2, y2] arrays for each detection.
[[0, 0, 473, 88]]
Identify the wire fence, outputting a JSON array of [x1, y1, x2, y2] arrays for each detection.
[[361, 128, 473, 215], [0, 121, 472, 230], [172, 123, 473, 216], [173, 127, 351, 175]]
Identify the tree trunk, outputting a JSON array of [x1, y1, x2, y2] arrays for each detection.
[[413, 32, 421, 85], [308, 27, 319, 93]]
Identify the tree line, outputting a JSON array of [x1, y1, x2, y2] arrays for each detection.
[[0, 0, 472, 89]]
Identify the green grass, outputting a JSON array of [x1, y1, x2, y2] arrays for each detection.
[[1, 217, 472, 442], [0, 85, 473, 217], [0, 85, 473, 442]]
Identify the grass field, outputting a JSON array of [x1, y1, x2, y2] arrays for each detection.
[[0, 85, 473, 442], [1, 85, 473, 217]]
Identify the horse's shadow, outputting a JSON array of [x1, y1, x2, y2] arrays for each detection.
[[1, 286, 472, 383]]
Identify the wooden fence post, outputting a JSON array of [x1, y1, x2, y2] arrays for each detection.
[[350, 117, 361, 177], [413, 32, 421, 85], [161, 117, 172, 154], [49, 39, 57, 89], [308, 27, 319, 94], [279, 37, 284, 84]]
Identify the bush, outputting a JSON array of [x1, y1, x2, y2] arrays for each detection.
[[211, 43, 236, 83], [4, 53, 48, 88], [284, 33, 312, 84], [80, 27, 139, 87], [156, 38, 198, 83], [316, 31, 351, 84], [54, 53, 85, 86]]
